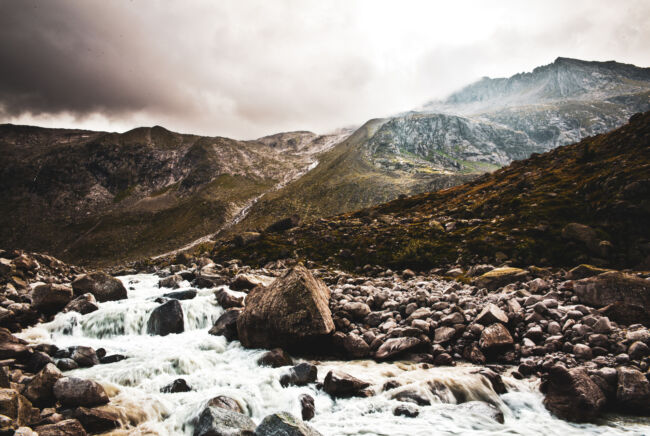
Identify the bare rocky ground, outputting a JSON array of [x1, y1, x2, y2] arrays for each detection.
[[1, 248, 649, 434]]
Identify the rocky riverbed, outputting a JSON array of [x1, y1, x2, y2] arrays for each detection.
[[1, 250, 650, 435]]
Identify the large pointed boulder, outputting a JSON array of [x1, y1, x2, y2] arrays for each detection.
[[237, 265, 334, 349]]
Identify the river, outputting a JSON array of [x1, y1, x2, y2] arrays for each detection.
[[17, 274, 650, 435]]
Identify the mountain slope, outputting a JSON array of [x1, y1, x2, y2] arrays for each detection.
[[211, 111, 650, 271], [0, 124, 346, 265]]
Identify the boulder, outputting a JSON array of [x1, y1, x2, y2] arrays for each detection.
[[31, 284, 73, 315], [574, 272, 650, 326], [542, 365, 606, 422], [616, 367, 650, 413], [147, 300, 184, 336], [73, 406, 121, 433], [0, 328, 30, 360], [161, 378, 192, 393], [237, 266, 334, 349], [257, 348, 293, 368], [433, 327, 456, 344], [0, 388, 39, 427], [193, 406, 256, 436], [72, 272, 127, 302], [163, 289, 198, 300], [23, 363, 62, 407], [100, 354, 126, 364], [208, 308, 241, 341], [34, 419, 87, 436], [475, 303, 508, 325], [342, 302, 371, 320], [299, 394, 315, 421], [479, 324, 513, 351], [158, 274, 182, 289], [456, 401, 504, 424], [323, 370, 370, 398], [207, 396, 244, 414], [280, 363, 317, 387], [375, 337, 421, 360], [53, 377, 109, 408], [255, 412, 322, 436], [63, 294, 99, 315], [628, 341, 649, 360], [71, 346, 99, 367], [475, 268, 528, 291], [343, 333, 370, 358]]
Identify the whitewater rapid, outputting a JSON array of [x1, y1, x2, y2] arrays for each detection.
[[17, 274, 650, 436]]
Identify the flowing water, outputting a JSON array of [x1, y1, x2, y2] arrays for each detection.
[[17, 274, 650, 436]]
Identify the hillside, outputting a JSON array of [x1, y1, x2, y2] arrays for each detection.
[[211, 111, 650, 271], [0, 124, 346, 265]]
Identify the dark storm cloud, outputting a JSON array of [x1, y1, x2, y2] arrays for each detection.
[[0, 0, 649, 138]]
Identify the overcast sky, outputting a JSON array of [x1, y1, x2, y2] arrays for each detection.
[[1, 0, 649, 139]]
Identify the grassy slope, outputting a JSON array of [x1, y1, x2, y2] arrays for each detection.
[[212, 112, 650, 271]]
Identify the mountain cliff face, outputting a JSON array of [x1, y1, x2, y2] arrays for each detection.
[[212, 111, 650, 271], [0, 124, 347, 264]]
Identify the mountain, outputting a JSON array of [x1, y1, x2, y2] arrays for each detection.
[[0, 124, 348, 265], [211, 111, 650, 271], [226, 58, 650, 235]]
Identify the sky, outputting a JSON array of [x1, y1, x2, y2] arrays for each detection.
[[1, 0, 649, 139]]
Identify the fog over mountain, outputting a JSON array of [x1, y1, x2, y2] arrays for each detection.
[[1, 0, 649, 138]]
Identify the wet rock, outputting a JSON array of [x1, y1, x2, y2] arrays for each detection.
[[193, 406, 256, 436], [237, 266, 334, 349], [100, 354, 126, 364], [23, 363, 62, 407], [475, 267, 528, 291], [71, 272, 127, 302], [392, 388, 430, 405], [63, 294, 99, 315], [343, 334, 370, 358], [574, 272, 650, 326], [71, 346, 99, 368], [323, 370, 370, 398], [299, 394, 315, 421], [163, 289, 197, 300], [393, 404, 419, 418], [616, 367, 650, 413], [31, 284, 73, 315], [230, 274, 274, 291], [53, 377, 109, 408], [479, 324, 513, 351], [216, 289, 244, 309], [35, 419, 87, 436], [161, 378, 192, 393], [73, 406, 121, 433], [457, 401, 504, 424], [542, 365, 606, 422], [56, 358, 79, 371], [147, 300, 184, 336], [375, 337, 421, 360], [207, 396, 244, 414], [158, 274, 182, 289], [433, 353, 454, 366], [0, 388, 39, 427], [475, 303, 508, 325], [208, 308, 241, 341], [255, 411, 322, 436], [258, 348, 293, 368], [280, 363, 318, 387], [25, 351, 54, 373]]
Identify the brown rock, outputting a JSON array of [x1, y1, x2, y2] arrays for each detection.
[[375, 337, 421, 360], [31, 284, 73, 315], [63, 294, 99, 315], [616, 367, 650, 413], [73, 406, 121, 433], [35, 419, 87, 436], [208, 308, 241, 341], [71, 272, 127, 302], [23, 363, 62, 407], [475, 303, 508, 325], [207, 396, 244, 414], [257, 348, 293, 368], [237, 265, 334, 349], [53, 377, 109, 408], [323, 370, 370, 398], [479, 323, 513, 351], [542, 365, 606, 422], [475, 268, 529, 291], [343, 334, 370, 358], [0, 388, 39, 427]]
